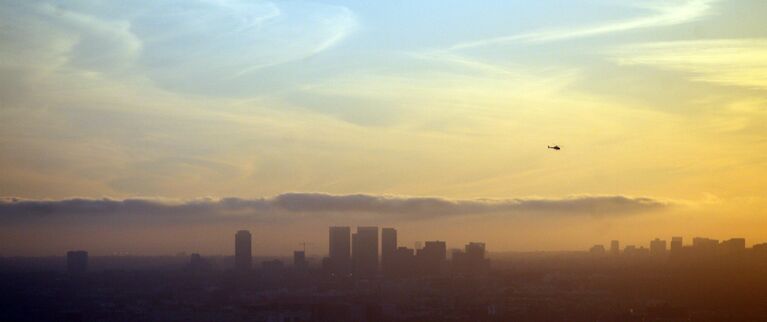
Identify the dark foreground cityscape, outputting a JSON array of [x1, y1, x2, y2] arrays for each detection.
[[2, 227, 767, 321]]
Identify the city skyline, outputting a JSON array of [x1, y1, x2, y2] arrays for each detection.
[[2, 0, 767, 256], [52, 227, 767, 259], [3, 1, 767, 320], [48, 227, 767, 277]]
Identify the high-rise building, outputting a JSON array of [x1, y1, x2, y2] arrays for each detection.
[[381, 228, 397, 276], [329, 226, 351, 259], [465, 242, 486, 260], [417, 241, 447, 275], [294, 251, 307, 270], [327, 226, 351, 276], [235, 230, 252, 271], [719, 238, 746, 254], [453, 242, 489, 275], [610, 240, 620, 256], [66, 250, 88, 274], [670, 237, 683, 254], [693, 237, 718, 256], [392, 246, 416, 278], [590, 244, 606, 255], [352, 226, 378, 278], [650, 238, 667, 256], [420, 241, 447, 259]]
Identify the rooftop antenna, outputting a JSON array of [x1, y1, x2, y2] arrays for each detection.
[[298, 242, 314, 253]]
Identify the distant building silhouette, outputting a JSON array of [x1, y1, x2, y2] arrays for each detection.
[[610, 240, 620, 256], [719, 238, 745, 254], [753, 242, 767, 253], [670, 236, 683, 254], [381, 228, 397, 276], [650, 238, 667, 256], [693, 237, 718, 256], [294, 251, 308, 270], [623, 245, 649, 257], [417, 241, 447, 275], [590, 244, 606, 255], [391, 246, 416, 278], [189, 253, 211, 271], [235, 230, 252, 271], [352, 226, 378, 278], [262, 259, 284, 271], [453, 242, 489, 275], [326, 226, 351, 277], [66, 250, 88, 274]]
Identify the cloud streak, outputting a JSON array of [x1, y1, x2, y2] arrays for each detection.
[[612, 39, 767, 90], [0, 193, 669, 225], [449, 0, 715, 50]]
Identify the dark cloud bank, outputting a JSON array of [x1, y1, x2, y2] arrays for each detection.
[[0, 193, 668, 225]]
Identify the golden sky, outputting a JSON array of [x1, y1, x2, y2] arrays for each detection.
[[1, 0, 766, 255]]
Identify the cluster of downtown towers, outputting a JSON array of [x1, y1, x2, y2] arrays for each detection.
[[234, 227, 489, 278]]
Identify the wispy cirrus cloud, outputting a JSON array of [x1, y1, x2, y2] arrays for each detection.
[[0, 0, 358, 97], [612, 39, 767, 90], [0, 193, 670, 225], [449, 0, 716, 50]]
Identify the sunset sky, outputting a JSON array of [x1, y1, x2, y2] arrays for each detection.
[[1, 0, 766, 256]]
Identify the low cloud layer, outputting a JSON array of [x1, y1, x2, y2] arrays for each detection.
[[0, 193, 669, 225]]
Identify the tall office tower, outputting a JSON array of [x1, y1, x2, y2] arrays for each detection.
[[235, 230, 252, 271], [453, 242, 489, 275], [670, 237, 683, 254], [294, 251, 308, 270], [328, 226, 351, 276], [465, 242, 486, 260], [392, 247, 416, 278], [352, 226, 379, 278], [417, 241, 447, 276], [66, 250, 88, 274], [719, 238, 746, 254], [381, 228, 397, 276], [649, 238, 667, 256], [610, 240, 620, 256], [692, 237, 719, 256], [329, 226, 351, 260]]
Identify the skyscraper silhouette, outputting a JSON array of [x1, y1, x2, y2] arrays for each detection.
[[670, 236, 683, 254], [294, 250, 308, 270], [650, 238, 667, 256], [417, 241, 446, 275], [328, 226, 351, 276], [610, 240, 620, 256], [352, 226, 378, 278], [235, 230, 252, 271], [453, 242, 489, 275], [381, 228, 397, 276], [720, 238, 746, 254]]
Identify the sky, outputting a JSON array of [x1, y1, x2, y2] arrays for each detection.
[[1, 0, 766, 256]]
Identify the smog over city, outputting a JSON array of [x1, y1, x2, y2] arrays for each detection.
[[1, 0, 767, 321]]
